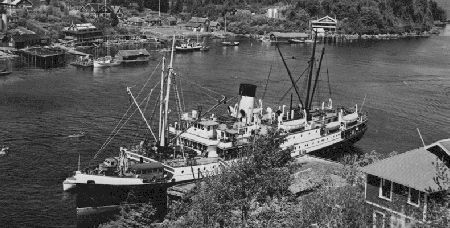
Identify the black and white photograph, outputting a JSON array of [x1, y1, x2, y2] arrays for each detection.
[[0, 0, 448, 227]]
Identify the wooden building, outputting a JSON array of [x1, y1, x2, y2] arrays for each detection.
[[209, 21, 220, 32], [185, 17, 210, 32], [269, 32, 309, 43], [111, 5, 124, 19], [79, 3, 112, 18], [360, 139, 450, 227], [0, 0, 32, 15], [128, 17, 145, 26], [166, 16, 177, 26], [19, 47, 66, 68], [9, 33, 48, 49], [310, 15, 337, 32], [63, 23, 103, 42], [115, 49, 151, 64]]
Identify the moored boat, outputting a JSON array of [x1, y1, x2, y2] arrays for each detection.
[[175, 39, 202, 52], [93, 56, 121, 68], [70, 55, 93, 68], [288, 38, 305, 43], [221, 41, 240, 46]]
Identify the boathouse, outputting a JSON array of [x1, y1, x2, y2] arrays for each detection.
[[269, 32, 309, 42], [360, 138, 450, 227], [115, 49, 151, 64], [310, 15, 337, 32], [63, 23, 103, 42]]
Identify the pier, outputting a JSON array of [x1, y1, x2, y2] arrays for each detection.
[[18, 47, 66, 68]]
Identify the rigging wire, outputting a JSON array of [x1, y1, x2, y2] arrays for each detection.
[[93, 83, 161, 162], [91, 60, 162, 161], [278, 65, 310, 102], [262, 55, 275, 100], [325, 55, 332, 98], [177, 75, 222, 102]]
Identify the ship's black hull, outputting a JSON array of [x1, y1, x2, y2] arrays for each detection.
[[311, 121, 368, 158]]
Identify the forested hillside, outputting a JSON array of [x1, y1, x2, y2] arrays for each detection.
[[167, 0, 447, 34]]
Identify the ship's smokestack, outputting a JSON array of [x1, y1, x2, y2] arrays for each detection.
[[237, 84, 256, 123]]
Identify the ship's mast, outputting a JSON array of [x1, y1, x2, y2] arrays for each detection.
[[276, 44, 304, 108], [160, 35, 176, 147], [305, 32, 318, 117], [309, 47, 325, 110], [159, 57, 165, 145]]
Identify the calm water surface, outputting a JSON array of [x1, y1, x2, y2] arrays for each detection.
[[0, 27, 449, 226]]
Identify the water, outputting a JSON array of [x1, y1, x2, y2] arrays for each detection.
[[0, 27, 449, 226]]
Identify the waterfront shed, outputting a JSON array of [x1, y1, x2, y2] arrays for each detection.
[[269, 32, 309, 42]]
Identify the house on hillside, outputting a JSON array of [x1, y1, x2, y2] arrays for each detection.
[[166, 16, 177, 26], [80, 3, 112, 18], [209, 21, 220, 32], [185, 17, 209, 32], [128, 2, 139, 10], [128, 17, 145, 26], [310, 15, 337, 33], [63, 23, 103, 42], [0, 0, 33, 15], [360, 138, 450, 227], [111, 5, 124, 19]]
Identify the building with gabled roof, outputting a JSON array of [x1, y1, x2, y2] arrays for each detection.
[[185, 17, 210, 32], [310, 15, 337, 32], [62, 23, 103, 42], [111, 5, 124, 19], [360, 138, 450, 227]]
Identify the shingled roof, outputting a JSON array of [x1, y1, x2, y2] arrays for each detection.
[[360, 139, 450, 192]]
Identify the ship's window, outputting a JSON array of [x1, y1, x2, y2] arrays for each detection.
[[181, 170, 184, 174]]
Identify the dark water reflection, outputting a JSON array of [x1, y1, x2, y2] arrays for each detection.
[[0, 29, 449, 226]]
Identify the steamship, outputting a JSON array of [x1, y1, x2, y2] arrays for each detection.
[[63, 35, 368, 211]]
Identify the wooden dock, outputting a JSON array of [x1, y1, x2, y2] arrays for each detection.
[[18, 47, 66, 68], [52, 44, 90, 56]]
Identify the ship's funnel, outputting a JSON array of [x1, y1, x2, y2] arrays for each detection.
[[237, 84, 257, 123]]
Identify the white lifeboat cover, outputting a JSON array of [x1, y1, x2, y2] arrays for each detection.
[[326, 121, 340, 129], [279, 119, 305, 131], [343, 112, 358, 122]]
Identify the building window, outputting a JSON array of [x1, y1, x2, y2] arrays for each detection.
[[373, 211, 385, 228], [408, 188, 420, 206], [379, 178, 392, 200]]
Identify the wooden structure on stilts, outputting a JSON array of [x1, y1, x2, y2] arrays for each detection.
[[18, 47, 66, 68]]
